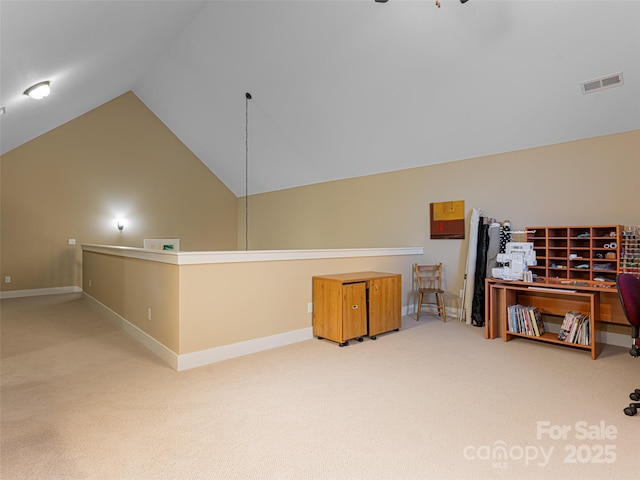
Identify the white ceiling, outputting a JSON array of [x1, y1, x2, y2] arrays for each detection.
[[2, 0, 639, 196]]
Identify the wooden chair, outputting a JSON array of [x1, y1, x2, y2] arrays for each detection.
[[414, 263, 446, 322]]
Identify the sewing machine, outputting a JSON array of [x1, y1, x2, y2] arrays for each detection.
[[494, 242, 537, 281]]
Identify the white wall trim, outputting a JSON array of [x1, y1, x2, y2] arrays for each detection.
[[600, 330, 633, 349], [83, 293, 179, 370], [403, 302, 463, 321], [82, 244, 424, 266], [177, 327, 313, 371], [83, 292, 315, 371], [8, 292, 632, 368], [1, 285, 82, 299]]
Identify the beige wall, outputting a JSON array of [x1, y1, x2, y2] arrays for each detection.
[[82, 247, 421, 356], [83, 251, 179, 352], [178, 254, 421, 354], [1, 92, 237, 292], [2, 87, 638, 308], [243, 130, 640, 301]]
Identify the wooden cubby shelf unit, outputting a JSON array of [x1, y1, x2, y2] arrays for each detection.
[[496, 283, 600, 359], [526, 225, 621, 287]]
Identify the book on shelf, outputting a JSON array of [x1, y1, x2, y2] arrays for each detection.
[[558, 311, 590, 345], [507, 304, 545, 336], [559, 311, 577, 341], [529, 307, 545, 336]]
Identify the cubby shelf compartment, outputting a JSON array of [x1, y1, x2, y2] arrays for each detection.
[[526, 225, 621, 287]]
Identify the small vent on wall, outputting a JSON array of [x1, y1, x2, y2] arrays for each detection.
[[580, 72, 624, 94]]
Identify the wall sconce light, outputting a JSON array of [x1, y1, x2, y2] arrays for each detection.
[[24, 81, 51, 100], [117, 220, 125, 232]]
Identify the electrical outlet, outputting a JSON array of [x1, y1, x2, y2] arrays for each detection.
[[88, 279, 92, 288], [307, 302, 313, 314], [68, 238, 76, 245], [147, 308, 152, 321], [4, 276, 11, 284]]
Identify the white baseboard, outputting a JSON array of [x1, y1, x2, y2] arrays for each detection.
[[15, 293, 633, 369], [177, 327, 313, 371], [600, 330, 632, 349], [83, 293, 179, 369], [404, 303, 463, 321], [1, 286, 82, 299], [83, 292, 314, 371]]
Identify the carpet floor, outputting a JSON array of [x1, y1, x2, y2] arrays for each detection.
[[1, 293, 638, 479]]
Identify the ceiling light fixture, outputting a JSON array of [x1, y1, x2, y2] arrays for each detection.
[[24, 81, 51, 100]]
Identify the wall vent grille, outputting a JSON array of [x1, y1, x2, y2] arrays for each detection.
[[580, 72, 624, 94]]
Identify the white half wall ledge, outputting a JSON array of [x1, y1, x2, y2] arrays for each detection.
[[81, 244, 424, 265]]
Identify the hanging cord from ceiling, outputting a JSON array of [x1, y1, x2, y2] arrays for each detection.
[[375, 0, 469, 6], [245, 92, 252, 251]]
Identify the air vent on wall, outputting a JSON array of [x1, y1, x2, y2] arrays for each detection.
[[580, 72, 624, 94]]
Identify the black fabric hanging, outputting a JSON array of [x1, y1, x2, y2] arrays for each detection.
[[471, 219, 490, 327], [485, 221, 501, 278]]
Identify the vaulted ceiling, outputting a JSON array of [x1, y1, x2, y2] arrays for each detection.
[[2, 1, 639, 196]]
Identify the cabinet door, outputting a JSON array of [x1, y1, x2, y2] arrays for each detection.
[[342, 282, 368, 341], [368, 275, 401, 336], [313, 278, 343, 343]]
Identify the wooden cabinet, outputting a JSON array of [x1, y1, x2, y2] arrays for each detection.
[[526, 225, 621, 287], [312, 272, 401, 346]]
